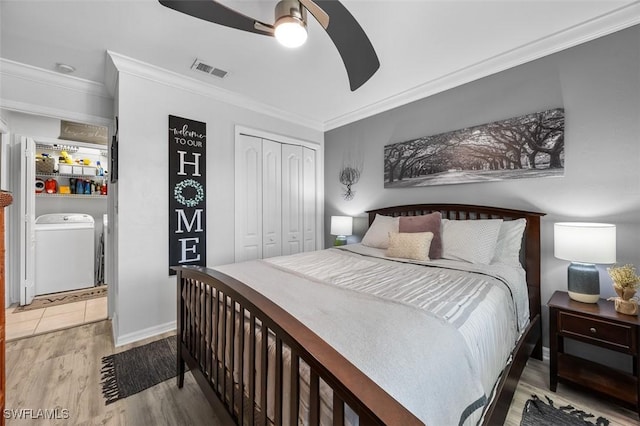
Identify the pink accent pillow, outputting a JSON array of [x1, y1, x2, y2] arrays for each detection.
[[399, 212, 442, 259]]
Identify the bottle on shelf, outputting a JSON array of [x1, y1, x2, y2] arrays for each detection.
[[97, 161, 104, 177]]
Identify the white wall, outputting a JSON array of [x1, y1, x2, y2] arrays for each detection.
[[324, 25, 640, 356], [112, 67, 323, 344], [0, 58, 113, 125]]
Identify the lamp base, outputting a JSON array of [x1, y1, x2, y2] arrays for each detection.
[[333, 235, 347, 246], [567, 262, 600, 304]]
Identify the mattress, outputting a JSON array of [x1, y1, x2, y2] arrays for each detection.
[[213, 244, 529, 425]]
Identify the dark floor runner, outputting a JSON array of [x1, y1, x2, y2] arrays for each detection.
[[101, 336, 177, 404], [521, 394, 610, 426]]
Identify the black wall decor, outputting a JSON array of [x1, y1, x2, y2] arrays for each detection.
[[339, 165, 361, 200], [110, 116, 118, 184], [168, 115, 207, 275], [384, 108, 565, 187]]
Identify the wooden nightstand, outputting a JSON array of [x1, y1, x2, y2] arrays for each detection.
[[548, 290, 640, 416]]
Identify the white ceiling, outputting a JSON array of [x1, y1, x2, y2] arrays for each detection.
[[1, 0, 639, 130]]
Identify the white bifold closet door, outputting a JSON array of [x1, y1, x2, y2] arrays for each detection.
[[281, 144, 302, 256], [235, 134, 316, 262], [302, 147, 316, 252], [262, 139, 282, 259], [235, 134, 263, 261]]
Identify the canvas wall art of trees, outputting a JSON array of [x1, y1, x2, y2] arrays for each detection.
[[384, 108, 565, 187]]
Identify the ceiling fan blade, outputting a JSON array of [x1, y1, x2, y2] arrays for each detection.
[[159, 0, 274, 36], [299, 0, 329, 29], [313, 0, 380, 91]]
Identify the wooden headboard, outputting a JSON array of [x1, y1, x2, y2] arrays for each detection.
[[366, 203, 545, 322]]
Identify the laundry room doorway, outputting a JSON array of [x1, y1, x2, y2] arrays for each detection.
[[3, 112, 113, 340]]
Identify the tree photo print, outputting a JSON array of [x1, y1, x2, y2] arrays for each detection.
[[384, 108, 565, 187]]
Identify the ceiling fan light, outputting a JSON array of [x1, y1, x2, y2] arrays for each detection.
[[274, 17, 307, 48]]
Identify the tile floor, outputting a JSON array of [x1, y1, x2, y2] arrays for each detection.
[[5, 296, 108, 341]]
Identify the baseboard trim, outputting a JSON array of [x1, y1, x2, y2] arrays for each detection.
[[114, 320, 177, 347]]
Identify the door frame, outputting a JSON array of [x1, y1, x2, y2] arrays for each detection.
[[18, 136, 36, 305]]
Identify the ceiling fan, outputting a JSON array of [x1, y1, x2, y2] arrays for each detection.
[[158, 0, 380, 91]]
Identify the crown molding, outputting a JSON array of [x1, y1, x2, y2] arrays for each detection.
[[0, 58, 111, 99], [323, 2, 640, 131], [0, 98, 114, 128], [106, 51, 324, 132]]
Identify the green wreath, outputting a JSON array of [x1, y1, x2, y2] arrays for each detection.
[[174, 179, 204, 208]]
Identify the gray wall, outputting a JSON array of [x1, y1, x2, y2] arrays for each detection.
[[324, 25, 640, 354]]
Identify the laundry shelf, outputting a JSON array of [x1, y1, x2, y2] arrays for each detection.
[[36, 193, 106, 199]]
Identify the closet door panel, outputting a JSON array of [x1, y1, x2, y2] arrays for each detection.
[[302, 147, 316, 252], [262, 140, 282, 258], [281, 144, 302, 256], [234, 135, 262, 261]]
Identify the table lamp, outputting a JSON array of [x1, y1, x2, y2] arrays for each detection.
[[554, 222, 616, 303], [331, 216, 353, 246]]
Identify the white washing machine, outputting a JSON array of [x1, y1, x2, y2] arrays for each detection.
[[35, 213, 95, 295]]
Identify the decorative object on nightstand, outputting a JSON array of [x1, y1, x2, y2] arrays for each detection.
[[554, 222, 616, 303], [330, 216, 352, 246], [607, 264, 640, 316]]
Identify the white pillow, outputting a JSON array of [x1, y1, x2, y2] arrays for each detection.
[[492, 218, 527, 266], [361, 214, 399, 249], [441, 219, 503, 265], [386, 231, 434, 261]]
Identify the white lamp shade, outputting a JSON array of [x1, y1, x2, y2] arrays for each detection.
[[554, 222, 616, 264], [330, 216, 353, 236]]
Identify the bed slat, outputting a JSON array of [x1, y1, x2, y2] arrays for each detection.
[[248, 314, 256, 426], [309, 370, 320, 426], [237, 305, 245, 425], [260, 322, 268, 426], [290, 350, 300, 426], [275, 337, 283, 425], [333, 392, 344, 426], [221, 292, 228, 406], [229, 300, 236, 414]]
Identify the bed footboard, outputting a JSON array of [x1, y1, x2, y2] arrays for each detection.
[[174, 265, 423, 426]]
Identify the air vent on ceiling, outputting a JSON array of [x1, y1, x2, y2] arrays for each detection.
[[191, 58, 228, 79]]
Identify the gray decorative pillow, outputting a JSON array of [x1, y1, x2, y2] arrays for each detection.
[[362, 214, 399, 249], [441, 219, 503, 265], [492, 218, 527, 266]]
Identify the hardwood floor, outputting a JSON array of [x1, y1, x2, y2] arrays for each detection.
[[505, 356, 638, 425], [5, 320, 639, 425], [5, 320, 234, 426]]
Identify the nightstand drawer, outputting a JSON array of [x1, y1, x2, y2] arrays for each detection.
[[558, 311, 635, 351]]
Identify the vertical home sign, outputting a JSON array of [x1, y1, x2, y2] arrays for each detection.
[[168, 115, 206, 275]]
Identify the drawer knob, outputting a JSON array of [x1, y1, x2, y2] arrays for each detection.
[[590, 327, 597, 334]]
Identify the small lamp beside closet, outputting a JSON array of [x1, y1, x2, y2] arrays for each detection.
[[554, 222, 616, 303], [330, 216, 353, 246]]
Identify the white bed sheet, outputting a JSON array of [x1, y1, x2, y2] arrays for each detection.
[[214, 245, 529, 425]]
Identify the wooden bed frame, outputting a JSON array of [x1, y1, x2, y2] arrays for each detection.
[[173, 204, 544, 426]]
